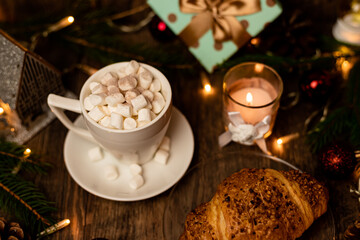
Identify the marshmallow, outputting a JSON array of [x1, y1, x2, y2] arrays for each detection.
[[91, 83, 107, 94], [101, 106, 111, 115], [100, 72, 118, 86], [107, 85, 120, 94], [107, 105, 117, 113], [124, 117, 137, 130], [117, 69, 127, 78], [138, 108, 151, 126], [142, 90, 154, 102], [137, 86, 145, 93], [149, 78, 161, 92], [110, 113, 123, 129], [118, 75, 137, 91], [129, 175, 144, 189], [105, 93, 125, 106], [89, 93, 106, 106], [88, 106, 105, 122], [159, 136, 171, 151], [125, 89, 140, 104], [150, 111, 157, 120], [138, 66, 149, 75], [88, 146, 103, 162], [84, 96, 94, 111], [125, 60, 140, 75], [89, 82, 100, 92], [104, 165, 119, 180], [138, 71, 153, 89], [99, 116, 111, 128], [153, 149, 170, 165], [131, 94, 148, 111], [129, 163, 142, 176], [152, 92, 166, 114], [116, 103, 132, 118]]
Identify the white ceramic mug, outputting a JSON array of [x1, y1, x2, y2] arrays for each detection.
[[48, 62, 172, 165]]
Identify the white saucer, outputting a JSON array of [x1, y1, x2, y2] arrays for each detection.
[[63, 107, 194, 201]]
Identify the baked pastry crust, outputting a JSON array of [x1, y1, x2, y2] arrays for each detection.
[[180, 169, 329, 240]]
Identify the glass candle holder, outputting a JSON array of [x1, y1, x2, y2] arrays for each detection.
[[222, 62, 283, 143]]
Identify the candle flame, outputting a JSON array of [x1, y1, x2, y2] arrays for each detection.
[[246, 92, 253, 105], [67, 16, 74, 23], [277, 139, 283, 145], [0, 107, 3, 115], [254, 63, 264, 73]]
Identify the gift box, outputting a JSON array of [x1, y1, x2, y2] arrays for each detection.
[[147, 0, 282, 72]]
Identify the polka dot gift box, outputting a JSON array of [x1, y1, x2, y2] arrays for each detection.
[[147, 0, 282, 72]]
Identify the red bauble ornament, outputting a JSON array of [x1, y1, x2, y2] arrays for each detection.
[[318, 143, 356, 178], [300, 70, 333, 102]]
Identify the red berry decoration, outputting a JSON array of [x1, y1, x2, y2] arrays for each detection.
[[318, 143, 356, 178], [300, 70, 333, 102]]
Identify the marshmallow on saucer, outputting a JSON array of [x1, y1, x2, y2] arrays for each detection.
[[129, 163, 142, 176], [88, 146, 103, 162], [159, 136, 171, 151], [153, 149, 170, 165], [104, 164, 119, 180], [129, 175, 144, 189]]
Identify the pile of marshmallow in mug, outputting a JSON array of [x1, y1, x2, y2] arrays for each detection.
[[85, 60, 171, 190]]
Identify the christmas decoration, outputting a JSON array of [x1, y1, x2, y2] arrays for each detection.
[[149, 15, 176, 42], [0, 30, 65, 125], [0, 30, 66, 143], [147, 0, 282, 72], [258, 9, 318, 58], [299, 70, 334, 102], [0, 217, 27, 240], [307, 60, 360, 153], [318, 143, 356, 178], [0, 140, 56, 238]]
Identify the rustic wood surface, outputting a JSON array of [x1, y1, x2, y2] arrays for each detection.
[[1, 0, 359, 239]]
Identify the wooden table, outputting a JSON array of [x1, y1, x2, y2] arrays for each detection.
[[3, 0, 357, 239], [24, 64, 357, 239]]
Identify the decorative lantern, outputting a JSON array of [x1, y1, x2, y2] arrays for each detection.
[[0, 30, 65, 143]]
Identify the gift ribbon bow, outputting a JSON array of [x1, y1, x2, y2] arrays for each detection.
[[218, 112, 271, 148], [179, 0, 261, 47]]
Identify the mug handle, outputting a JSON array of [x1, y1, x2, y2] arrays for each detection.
[[47, 94, 97, 144]]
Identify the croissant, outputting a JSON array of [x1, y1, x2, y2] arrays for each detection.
[[180, 168, 328, 240]]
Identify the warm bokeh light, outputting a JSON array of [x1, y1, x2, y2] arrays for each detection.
[[277, 138, 283, 145], [67, 16, 74, 23], [204, 84, 211, 92], [254, 63, 264, 73], [250, 38, 260, 46], [65, 219, 71, 224], [24, 148, 31, 155], [10, 128, 15, 132], [246, 92, 253, 105], [0, 107, 3, 115]]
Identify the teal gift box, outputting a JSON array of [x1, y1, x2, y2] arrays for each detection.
[[147, 0, 282, 72]]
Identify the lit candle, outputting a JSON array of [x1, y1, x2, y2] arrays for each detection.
[[228, 84, 276, 124], [223, 62, 283, 141]]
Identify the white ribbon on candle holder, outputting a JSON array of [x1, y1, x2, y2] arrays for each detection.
[[218, 112, 271, 148]]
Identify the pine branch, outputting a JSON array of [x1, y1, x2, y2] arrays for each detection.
[[307, 61, 360, 152], [0, 173, 56, 238], [0, 141, 51, 174]]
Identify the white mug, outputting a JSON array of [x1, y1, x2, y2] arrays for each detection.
[[48, 62, 172, 165]]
